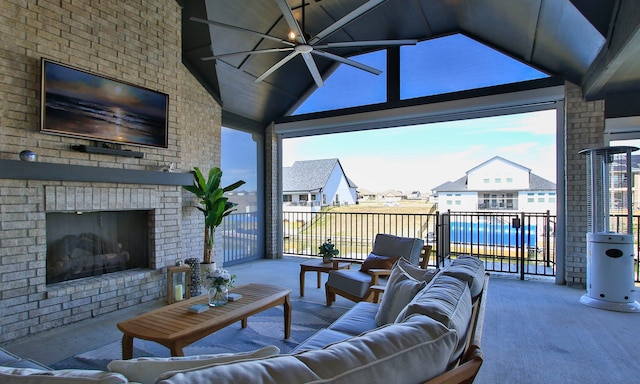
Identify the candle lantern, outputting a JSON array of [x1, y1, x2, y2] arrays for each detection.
[[167, 265, 191, 304]]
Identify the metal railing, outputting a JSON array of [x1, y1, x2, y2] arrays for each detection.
[[282, 209, 557, 280], [283, 211, 438, 261], [225, 210, 640, 282]]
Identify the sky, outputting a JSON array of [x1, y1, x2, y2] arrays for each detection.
[[282, 109, 557, 193]]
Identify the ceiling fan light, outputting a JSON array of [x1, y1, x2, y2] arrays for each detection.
[[287, 30, 296, 41]]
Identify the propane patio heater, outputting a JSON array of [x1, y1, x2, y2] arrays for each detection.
[[579, 146, 640, 312]]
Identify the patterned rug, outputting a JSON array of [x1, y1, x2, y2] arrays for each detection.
[[50, 300, 349, 371]]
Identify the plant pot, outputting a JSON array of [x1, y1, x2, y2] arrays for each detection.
[[200, 262, 217, 278], [322, 256, 334, 264]]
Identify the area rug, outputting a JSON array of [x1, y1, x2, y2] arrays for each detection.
[[50, 300, 349, 371]]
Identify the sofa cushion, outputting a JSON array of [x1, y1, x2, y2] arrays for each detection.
[[156, 355, 320, 384], [0, 367, 128, 384], [107, 345, 279, 384], [375, 264, 426, 326], [396, 274, 473, 363], [328, 301, 380, 336], [444, 256, 486, 298], [370, 233, 425, 265], [292, 328, 353, 353], [326, 269, 376, 299], [296, 315, 457, 384], [359, 253, 398, 273]]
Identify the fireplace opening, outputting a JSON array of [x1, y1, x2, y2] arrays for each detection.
[[46, 210, 150, 284]]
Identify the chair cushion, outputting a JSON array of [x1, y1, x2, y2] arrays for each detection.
[[296, 315, 457, 384], [371, 234, 425, 265], [396, 274, 473, 364], [445, 256, 486, 298], [327, 269, 375, 299], [328, 301, 380, 336], [375, 264, 426, 326], [0, 367, 129, 384], [108, 345, 279, 384], [359, 253, 398, 272], [156, 355, 320, 384]]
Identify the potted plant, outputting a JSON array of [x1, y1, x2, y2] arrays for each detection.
[[319, 238, 340, 263], [183, 167, 245, 269]]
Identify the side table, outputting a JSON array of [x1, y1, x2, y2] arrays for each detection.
[[299, 259, 350, 297]]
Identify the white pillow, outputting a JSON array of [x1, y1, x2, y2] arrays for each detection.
[[0, 367, 128, 384], [107, 345, 279, 384], [374, 264, 426, 326]]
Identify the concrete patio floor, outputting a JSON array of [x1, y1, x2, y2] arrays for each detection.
[[3, 256, 639, 383]]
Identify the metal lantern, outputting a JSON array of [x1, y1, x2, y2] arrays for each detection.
[[579, 146, 640, 312], [167, 264, 191, 304]]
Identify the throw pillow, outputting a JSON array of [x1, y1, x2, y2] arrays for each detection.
[[107, 345, 279, 384], [360, 253, 399, 273], [397, 257, 439, 283], [0, 367, 128, 384], [374, 264, 426, 326]]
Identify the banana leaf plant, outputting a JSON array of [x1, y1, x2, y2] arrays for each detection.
[[183, 167, 245, 264]]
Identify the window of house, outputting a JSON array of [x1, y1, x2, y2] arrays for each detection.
[[507, 177, 513, 183], [495, 178, 501, 183], [299, 195, 308, 201], [483, 178, 490, 183], [283, 195, 292, 202]]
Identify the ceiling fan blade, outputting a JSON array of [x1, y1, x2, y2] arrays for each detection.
[[312, 49, 382, 75], [301, 52, 324, 87], [190, 16, 295, 47], [255, 51, 300, 83], [201, 47, 294, 61], [308, 0, 388, 45], [274, 0, 306, 43], [315, 39, 418, 49]]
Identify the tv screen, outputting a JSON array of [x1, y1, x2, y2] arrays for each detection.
[[40, 58, 169, 149]]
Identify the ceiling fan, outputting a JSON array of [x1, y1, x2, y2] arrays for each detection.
[[191, 0, 417, 87]]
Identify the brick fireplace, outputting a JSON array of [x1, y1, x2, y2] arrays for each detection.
[[0, 160, 191, 342]]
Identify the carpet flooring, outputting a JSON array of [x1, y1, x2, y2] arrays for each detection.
[[50, 299, 348, 371]]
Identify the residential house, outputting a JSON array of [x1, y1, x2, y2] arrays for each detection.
[[432, 156, 556, 213], [283, 159, 358, 212]]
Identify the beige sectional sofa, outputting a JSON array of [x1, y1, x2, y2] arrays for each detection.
[[0, 256, 488, 384]]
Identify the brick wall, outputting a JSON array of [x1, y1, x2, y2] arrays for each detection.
[[0, 0, 221, 342], [564, 82, 605, 287]]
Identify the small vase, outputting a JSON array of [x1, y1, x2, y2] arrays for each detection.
[[322, 256, 333, 264], [208, 286, 228, 307]]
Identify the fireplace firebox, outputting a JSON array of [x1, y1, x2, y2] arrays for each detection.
[[46, 210, 150, 284]]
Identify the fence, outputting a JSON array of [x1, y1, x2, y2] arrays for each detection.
[[224, 210, 640, 282], [282, 209, 557, 280]]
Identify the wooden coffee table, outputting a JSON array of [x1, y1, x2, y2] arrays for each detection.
[[117, 283, 291, 359]]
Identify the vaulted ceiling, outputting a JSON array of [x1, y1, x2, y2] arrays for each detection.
[[179, 0, 640, 127]]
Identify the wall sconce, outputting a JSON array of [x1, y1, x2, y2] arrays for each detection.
[[167, 264, 191, 304]]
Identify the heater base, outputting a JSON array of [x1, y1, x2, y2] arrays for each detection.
[[580, 294, 640, 313]]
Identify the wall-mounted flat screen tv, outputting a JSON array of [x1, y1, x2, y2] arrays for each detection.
[[40, 58, 169, 149]]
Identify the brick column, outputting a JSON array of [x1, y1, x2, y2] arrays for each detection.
[[564, 82, 605, 288], [264, 123, 282, 259]]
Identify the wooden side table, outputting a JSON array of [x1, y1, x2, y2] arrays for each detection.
[[299, 259, 350, 297]]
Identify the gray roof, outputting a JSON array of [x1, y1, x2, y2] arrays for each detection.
[[283, 158, 355, 192]]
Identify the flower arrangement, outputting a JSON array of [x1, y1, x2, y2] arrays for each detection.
[[318, 238, 339, 262], [204, 268, 235, 292]]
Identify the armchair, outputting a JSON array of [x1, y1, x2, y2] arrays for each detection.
[[325, 234, 425, 305]]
